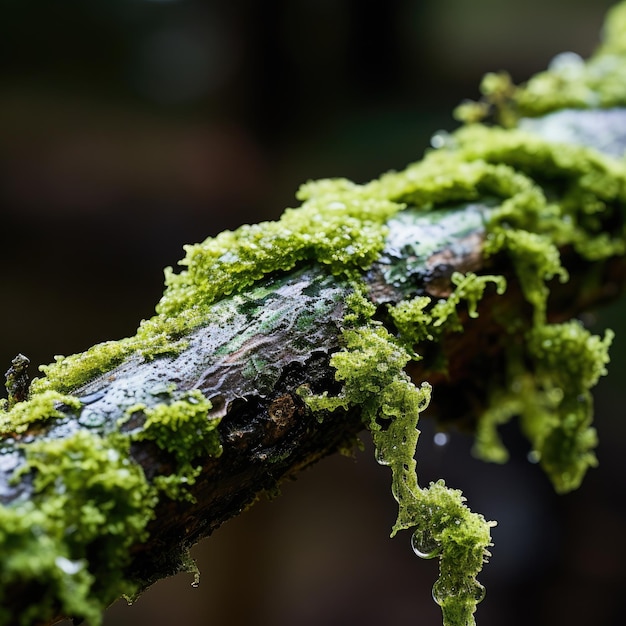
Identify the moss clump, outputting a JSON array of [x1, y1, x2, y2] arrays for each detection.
[[124, 390, 222, 501], [454, 2, 626, 123], [473, 321, 613, 494], [0, 387, 223, 623], [304, 288, 496, 626], [157, 178, 400, 318], [391, 272, 507, 350], [525, 322, 612, 492], [0, 390, 81, 436], [127, 390, 221, 465], [1, 431, 158, 625]]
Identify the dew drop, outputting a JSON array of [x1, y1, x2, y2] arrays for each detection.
[[430, 130, 453, 149], [433, 432, 449, 447], [55, 556, 83, 576], [432, 578, 485, 606], [473, 582, 486, 604], [77, 391, 104, 405], [431, 578, 449, 605], [411, 529, 441, 559], [527, 450, 541, 464], [78, 409, 107, 428], [548, 51, 585, 76]]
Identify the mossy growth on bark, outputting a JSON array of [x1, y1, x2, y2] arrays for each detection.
[[2, 3, 626, 626]]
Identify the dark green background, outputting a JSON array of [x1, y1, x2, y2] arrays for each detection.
[[1, 1, 624, 624]]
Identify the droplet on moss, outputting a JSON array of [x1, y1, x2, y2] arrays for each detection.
[[411, 529, 441, 559]]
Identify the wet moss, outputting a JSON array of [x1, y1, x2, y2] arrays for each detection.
[[1, 431, 158, 625]]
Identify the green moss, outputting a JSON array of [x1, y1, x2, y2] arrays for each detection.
[[1, 12, 625, 623], [453, 2, 626, 122], [391, 272, 507, 351], [123, 390, 222, 501], [156, 178, 400, 318], [0, 390, 81, 435], [129, 390, 221, 465], [474, 322, 612, 493], [0, 503, 96, 626], [1, 430, 158, 625], [525, 322, 612, 492], [0, 388, 224, 624], [303, 289, 496, 626]]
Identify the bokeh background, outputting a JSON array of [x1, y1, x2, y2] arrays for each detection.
[[1, 0, 625, 624]]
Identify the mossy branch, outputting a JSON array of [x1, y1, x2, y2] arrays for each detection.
[[3, 3, 626, 625]]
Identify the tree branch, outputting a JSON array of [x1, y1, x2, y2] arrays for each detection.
[[3, 5, 626, 624]]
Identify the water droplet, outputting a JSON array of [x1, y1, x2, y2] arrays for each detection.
[[149, 383, 174, 397], [327, 201, 346, 210], [430, 130, 453, 149], [55, 556, 83, 575], [411, 529, 441, 559], [78, 409, 106, 428], [218, 250, 240, 264], [527, 450, 541, 464], [431, 578, 450, 605], [548, 51, 585, 76], [432, 578, 485, 606], [191, 579, 200, 588], [433, 432, 449, 447], [473, 582, 486, 603], [374, 447, 390, 466]]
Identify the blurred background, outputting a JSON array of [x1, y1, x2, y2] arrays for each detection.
[[1, 0, 625, 624]]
